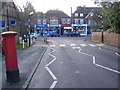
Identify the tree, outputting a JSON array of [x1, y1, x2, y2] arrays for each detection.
[[93, 0, 120, 33], [19, 2, 37, 36]]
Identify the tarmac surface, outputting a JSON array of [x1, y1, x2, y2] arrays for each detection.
[[0, 36, 120, 89]]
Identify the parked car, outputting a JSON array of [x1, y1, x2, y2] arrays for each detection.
[[49, 33, 60, 37], [30, 33, 38, 39]]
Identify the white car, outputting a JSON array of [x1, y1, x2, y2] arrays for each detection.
[[30, 33, 38, 39]]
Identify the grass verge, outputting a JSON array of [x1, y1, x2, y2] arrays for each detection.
[[91, 40, 102, 44], [16, 43, 29, 50]]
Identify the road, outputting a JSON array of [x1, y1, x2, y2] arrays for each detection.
[[27, 37, 120, 89]]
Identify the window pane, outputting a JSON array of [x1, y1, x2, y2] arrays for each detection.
[[80, 13, 83, 17]]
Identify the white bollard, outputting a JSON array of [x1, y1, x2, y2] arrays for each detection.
[[27, 38, 29, 46], [33, 38, 35, 43], [31, 38, 33, 44], [22, 40, 24, 48]]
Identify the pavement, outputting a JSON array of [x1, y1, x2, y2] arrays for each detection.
[[1, 39, 48, 89], [84, 39, 120, 54]]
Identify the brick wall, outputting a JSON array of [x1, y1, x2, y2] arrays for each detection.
[[92, 32, 102, 42], [92, 32, 120, 47]]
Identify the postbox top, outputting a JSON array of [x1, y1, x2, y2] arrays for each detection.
[[1, 31, 17, 37]]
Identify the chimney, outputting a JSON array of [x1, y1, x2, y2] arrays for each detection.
[[84, 5, 86, 13]]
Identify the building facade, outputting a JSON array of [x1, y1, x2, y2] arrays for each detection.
[[72, 6, 102, 35], [35, 6, 102, 36], [0, 1, 21, 43]]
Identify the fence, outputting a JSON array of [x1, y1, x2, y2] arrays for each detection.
[[92, 32, 120, 47]]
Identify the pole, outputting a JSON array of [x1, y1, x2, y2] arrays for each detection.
[[71, 7, 73, 32], [7, 8, 9, 31], [43, 13, 46, 42], [28, 15, 31, 47], [101, 17, 104, 43], [85, 24, 87, 36]]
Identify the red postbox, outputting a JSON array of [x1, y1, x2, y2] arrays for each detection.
[[2, 31, 20, 83]]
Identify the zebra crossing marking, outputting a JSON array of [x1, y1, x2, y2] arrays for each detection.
[[89, 44, 96, 47], [50, 45, 55, 48], [60, 44, 66, 47], [80, 44, 87, 47], [70, 44, 76, 47]]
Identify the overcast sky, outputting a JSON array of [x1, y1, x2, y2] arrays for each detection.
[[14, 0, 99, 16]]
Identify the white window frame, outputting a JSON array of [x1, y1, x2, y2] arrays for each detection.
[[80, 13, 83, 17], [67, 19, 71, 24], [75, 19, 79, 24], [90, 12, 94, 16], [74, 13, 78, 17], [80, 19, 84, 24]]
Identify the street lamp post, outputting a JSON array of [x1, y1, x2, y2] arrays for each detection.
[[97, 14, 104, 43], [100, 15, 104, 43]]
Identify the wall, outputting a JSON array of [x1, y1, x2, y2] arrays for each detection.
[[92, 32, 120, 47]]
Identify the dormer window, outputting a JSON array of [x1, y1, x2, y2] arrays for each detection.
[[80, 13, 83, 17], [74, 13, 78, 17], [90, 12, 94, 16]]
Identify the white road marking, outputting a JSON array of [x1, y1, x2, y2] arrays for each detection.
[[70, 44, 76, 47], [115, 52, 120, 56], [78, 48, 82, 52], [45, 67, 57, 80], [95, 64, 120, 74], [50, 45, 55, 48], [49, 81, 57, 89], [45, 47, 58, 89], [79, 51, 93, 57], [77, 47, 120, 74], [93, 56, 96, 64], [75, 70, 80, 74], [89, 44, 96, 47], [60, 62, 64, 64], [73, 47, 81, 49], [99, 47, 101, 49], [60, 44, 66, 47], [80, 44, 87, 47], [46, 49, 56, 67], [46, 56, 56, 67]]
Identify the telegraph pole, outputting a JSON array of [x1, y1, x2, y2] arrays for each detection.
[[71, 7, 73, 32], [28, 11, 34, 47], [6, 8, 9, 31]]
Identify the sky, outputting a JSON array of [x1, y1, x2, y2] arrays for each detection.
[[14, 0, 99, 16]]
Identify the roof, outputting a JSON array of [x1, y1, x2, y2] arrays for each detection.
[[45, 10, 70, 18], [74, 6, 102, 15], [37, 10, 70, 19]]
